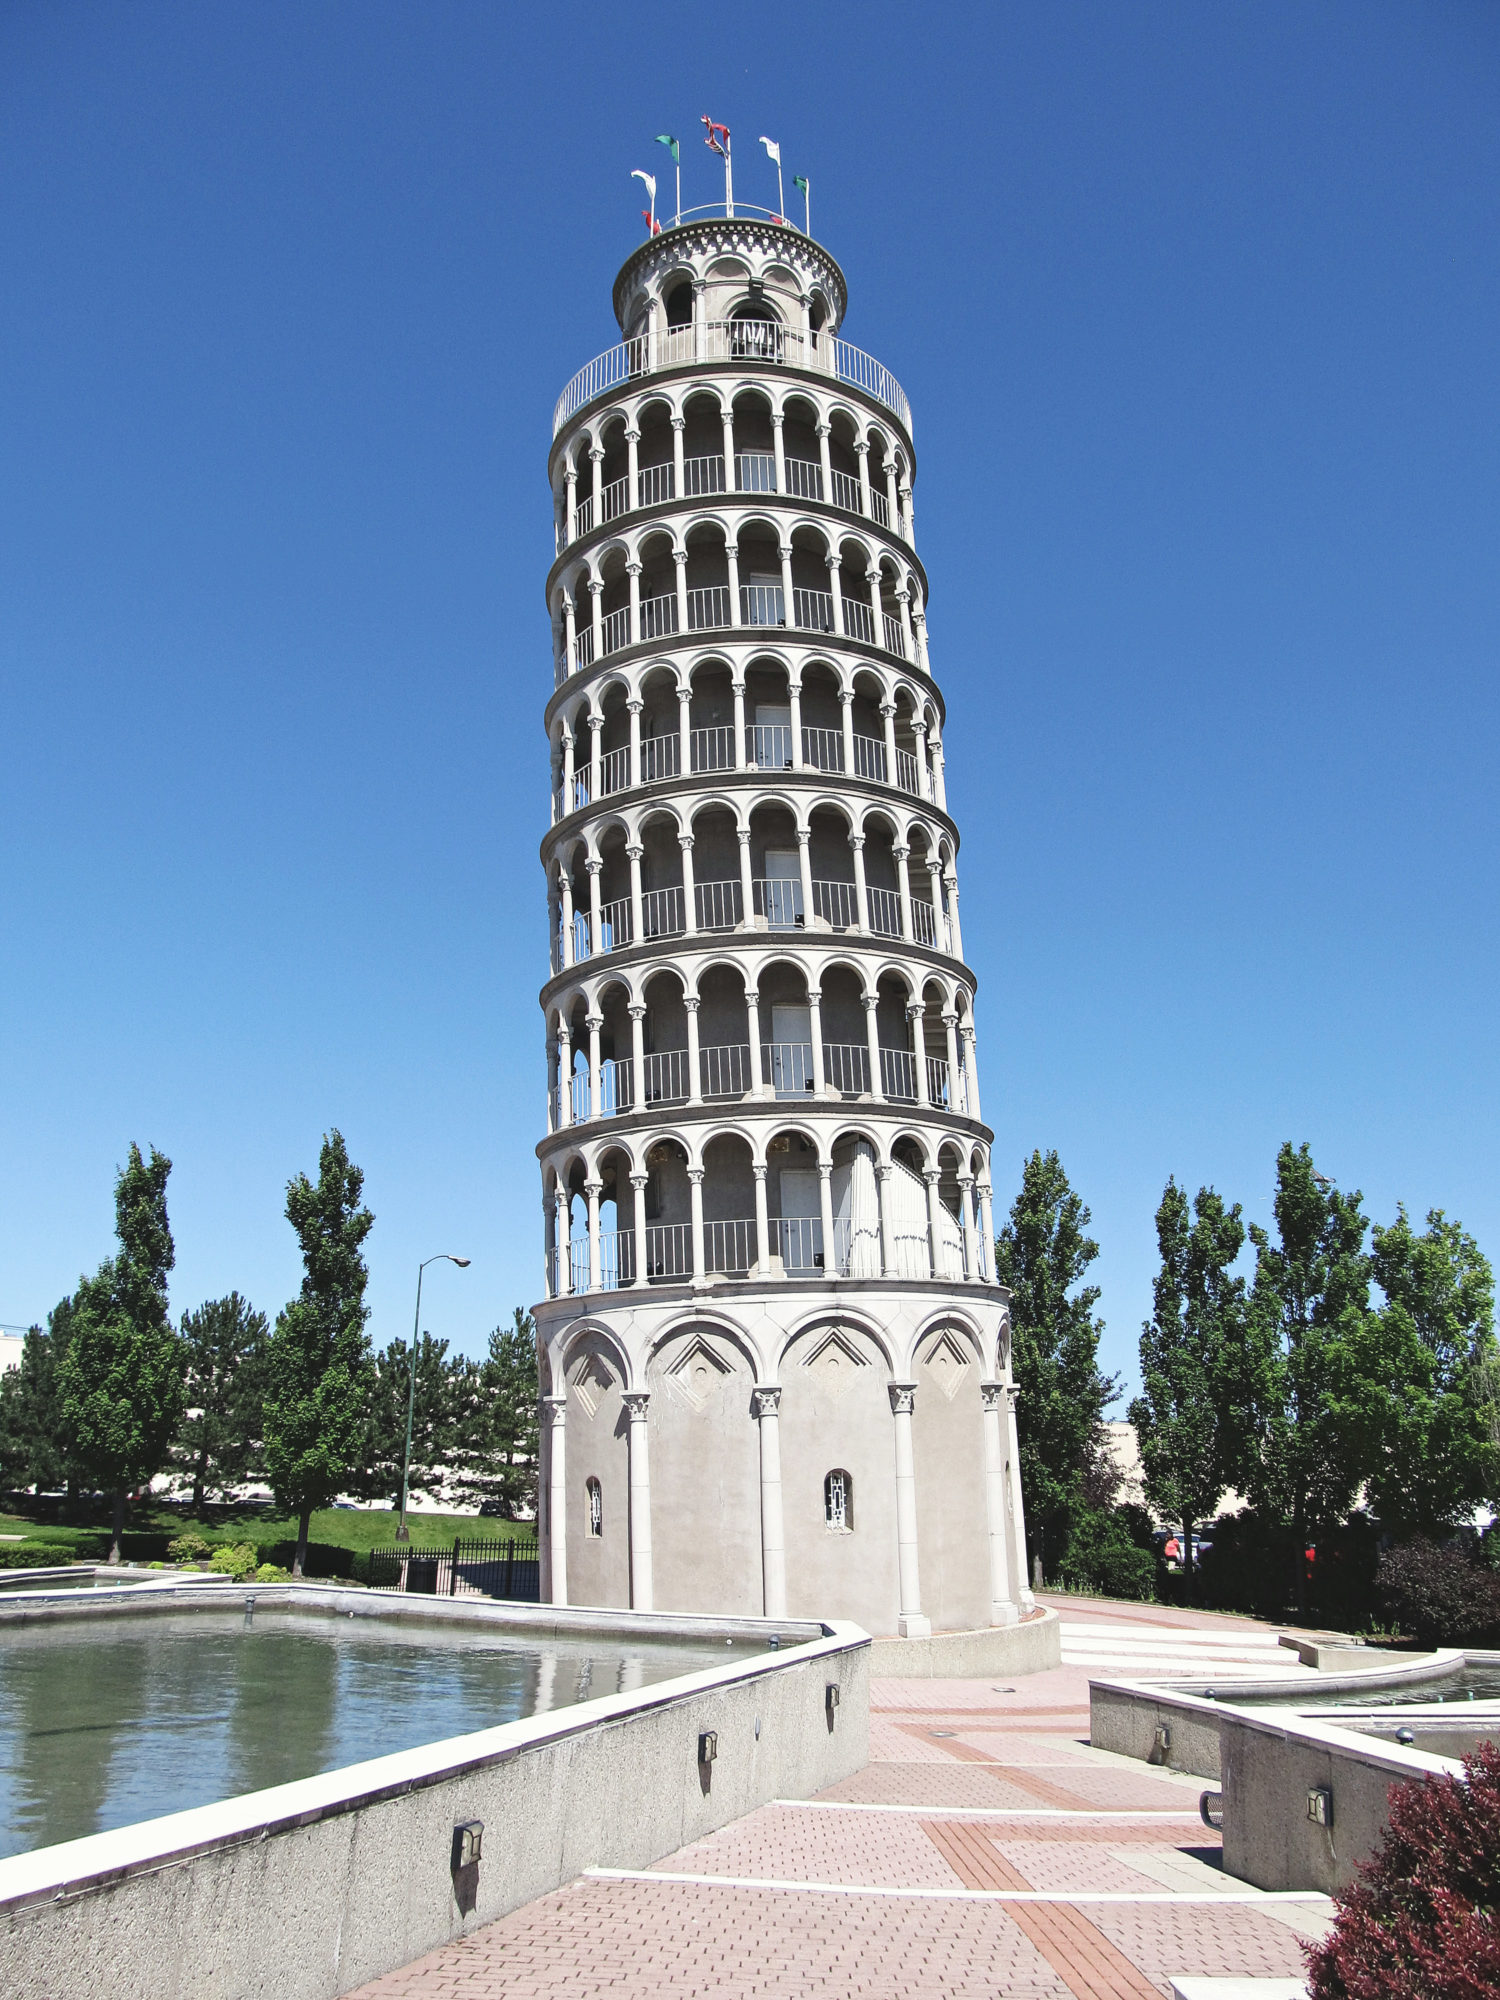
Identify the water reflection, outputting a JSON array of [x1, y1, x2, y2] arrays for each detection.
[[0, 1608, 756, 1858]]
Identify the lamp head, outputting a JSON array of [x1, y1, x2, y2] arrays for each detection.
[[450, 1257, 472, 1268]]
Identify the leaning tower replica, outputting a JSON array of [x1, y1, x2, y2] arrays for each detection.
[[533, 195, 1032, 1641]]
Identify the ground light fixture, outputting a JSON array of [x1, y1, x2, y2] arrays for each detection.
[[395, 1255, 472, 1544]]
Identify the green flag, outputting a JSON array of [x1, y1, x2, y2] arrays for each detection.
[[793, 175, 809, 195], [656, 134, 679, 163]]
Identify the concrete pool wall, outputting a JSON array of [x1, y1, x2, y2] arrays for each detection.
[[0, 1582, 869, 2000]]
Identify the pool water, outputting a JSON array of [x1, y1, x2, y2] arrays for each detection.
[[0, 1606, 761, 1858], [1205, 1660, 1500, 1708]]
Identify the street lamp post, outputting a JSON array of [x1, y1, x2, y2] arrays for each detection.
[[395, 1254, 471, 1544]]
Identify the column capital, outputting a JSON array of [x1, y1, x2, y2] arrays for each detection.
[[817, 1161, 833, 1181], [626, 696, 644, 713], [977, 1181, 993, 1201], [625, 840, 643, 860], [880, 698, 897, 717], [923, 1167, 943, 1186], [686, 1166, 705, 1186], [626, 559, 642, 577], [678, 830, 695, 849], [957, 1172, 976, 1190], [542, 1394, 567, 1426], [584, 1009, 603, 1029], [888, 1381, 917, 1417], [629, 1170, 649, 1188], [621, 1389, 651, 1419], [806, 985, 822, 1004], [587, 576, 604, 597], [980, 1381, 1004, 1414], [670, 413, 686, 431], [770, 410, 785, 428], [683, 994, 700, 1013], [874, 1162, 893, 1182], [627, 1000, 646, 1019], [752, 1161, 768, 1181], [796, 827, 811, 846], [751, 1384, 782, 1418], [848, 832, 865, 850], [564, 464, 578, 484], [588, 445, 604, 462], [839, 686, 855, 705], [778, 543, 794, 561], [584, 857, 602, 877], [825, 552, 840, 572], [815, 419, 830, 437], [736, 826, 752, 846], [623, 425, 640, 442], [673, 546, 689, 566], [583, 1175, 603, 1195], [906, 1000, 925, 1021], [854, 436, 869, 456], [862, 990, 879, 1011], [941, 1007, 959, 1026], [1006, 1382, 1021, 1409]]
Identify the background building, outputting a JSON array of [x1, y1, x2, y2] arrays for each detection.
[[531, 202, 1030, 1639]]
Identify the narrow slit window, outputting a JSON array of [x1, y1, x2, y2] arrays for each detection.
[[586, 1477, 603, 1537], [824, 1469, 852, 1532]]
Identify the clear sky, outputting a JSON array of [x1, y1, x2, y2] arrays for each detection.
[[2, 2, 1496, 1399]]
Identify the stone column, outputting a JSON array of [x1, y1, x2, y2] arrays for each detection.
[[673, 546, 689, 632], [544, 1394, 568, 1605], [585, 1176, 602, 1291], [589, 444, 603, 520], [726, 539, 742, 627], [884, 456, 900, 529], [770, 410, 786, 494], [752, 1385, 787, 1617], [627, 697, 643, 789], [914, 721, 932, 802], [586, 1009, 602, 1121], [894, 844, 913, 940], [564, 463, 578, 545], [909, 1003, 930, 1107], [839, 687, 856, 774], [924, 1167, 946, 1280], [559, 869, 575, 967], [977, 1181, 995, 1281], [875, 1162, 896, 1276], [888, 1383, 930, 1638], [626, 561, 642, 647], [622, 1389, 653, 1612], [555, 1184, 572, 1292], [625, 426, 640, 506], [958, 1174, 978, 1280], [930, 739, 948, 811], [732, 677, 747, 769], [961, 1024, 982, 1124], [796, 826, 815, 924], [746, 987, 765, 1094], [671, 414, 685, 496], [587, 860, 603, 961], [627, 844, 644, 947], [589, 576, 603, 662], [787, 677, 804, 770], [563, 595, 577, 676], [818, 1161, 836, 1276], [688, 1165, 706, 1288], [881, 700, 899, 786], [980, 1384, 1019, 1626], [807, 986, 826, 1095], [816, 420, 832, 501], [863, 991, 884, 1101], [677, 685, 692, 778], [827, 554, 845, 636], [737, 827, 754, 928], [897, 588, 914, 661], [720, 404, 736, 490], [855, 436, 872, 516], [562, 727, 576, 810], [1006, 1384, 1035, 1612], [684, 994, 703, 1105], [778, 543, 796, 629], [679, 831, 696, 936], [849, 832, 870, 934], [630, 1170, 649, 1286], [753, 1163, 771, 1275]]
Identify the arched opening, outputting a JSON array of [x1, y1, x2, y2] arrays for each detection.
[[766, 1125, 821, 1272], [728, 298, 784, 363], [702, 1131, 755, 1277], [643, 1136, 691, 1281], [586, 1476, 603, 1536], [824, 1468, 852, 1532]]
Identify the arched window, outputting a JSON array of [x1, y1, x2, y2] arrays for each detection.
[[729, 303, 784, 364], [824, 1469, 852, 1533], [586, 1477, 603, 1537]]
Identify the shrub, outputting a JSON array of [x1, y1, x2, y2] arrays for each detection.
[[1376, 1539, 1500, 1647], [167, 1533, 212, 1564], [253, 1563, 290, 1582], [207, 1543, 258, 1581], [1305, 1739, 1500, 1998], [1057, 1505, 1158, 1602], [257, 1539, 363, 1581], [0, 1545, 76, 1569]]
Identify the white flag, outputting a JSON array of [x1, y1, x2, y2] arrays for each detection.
[[759, 136, 780, 165], [631, 170, 657, 201]]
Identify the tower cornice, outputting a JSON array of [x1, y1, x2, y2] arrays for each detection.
[[611, 219, 849, 331]]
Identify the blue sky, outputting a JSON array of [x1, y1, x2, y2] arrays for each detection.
[[2, 2, 1496, 1397]]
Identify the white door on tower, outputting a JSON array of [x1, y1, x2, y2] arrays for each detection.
[[778, 1167, 823, 1272], [769, 1003, 813, 1097], [762, 846, 803, 929]]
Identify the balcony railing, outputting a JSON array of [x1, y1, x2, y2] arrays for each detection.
[[926, 1055, 953, 1109], [554, 322, 912, 438], [640, 591, 678, 640], [802, 726, 843, 772], [646, 1221, 691, 1281], [771, 1216, 824, 1272], [683, 453, 726, 496], [880, 1046, 918, 1101], [687, 585, 731, 630], [852, 733, 886, 783], [823, 1042, 871, 1095], [694, 877, 742, 932], [705, 1218, 754, 1277], [829, 467, 862, 514], [641, 885, 685, 938], [793, 587, 835, 633], [895, 746, 921, 796], [642, 1049, 690, 1106], [640, 733, 680, 782], [867, 886, 902, 937], [783, 455, 822, 500], [751, 721, 793, 767], [735, 452, 776, 494], [911, 899, 941, 949], [753, 876, 803, 928], [601, 607, 630, 656], [598, 897, 633, 952], [637, 462, 674, 508], [764, 1040, 815, 1096], [810, 877, 859, 930], [690, 725, 736, 773], [883, 611, 904, 655], [603, 1056, 634, 1114], [741, 582, 784, 627], [701, 1041, 752, 1099], [842, 598, 876, 647], [600, 745, 630, 795]]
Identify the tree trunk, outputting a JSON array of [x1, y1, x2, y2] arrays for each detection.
[[108, 1488, 125, 1565], [293, 1505, 312, 1578], [1292, 1498, 1307, 1619], [1183, 1516, 1195, 1605], [191, 1449, 207, 1515]]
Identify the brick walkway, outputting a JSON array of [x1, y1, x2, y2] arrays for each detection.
[[347, 1598, 1333, 1999]]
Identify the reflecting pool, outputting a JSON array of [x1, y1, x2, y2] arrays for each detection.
[[0, 1605, 762, 1858]]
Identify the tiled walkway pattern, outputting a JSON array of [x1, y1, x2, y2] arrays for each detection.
[[348, 1598, 1333, 1999]]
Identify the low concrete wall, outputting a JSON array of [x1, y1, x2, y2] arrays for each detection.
[[0, 1584, 869, 2000], [867, 1605, 1059, 1678]]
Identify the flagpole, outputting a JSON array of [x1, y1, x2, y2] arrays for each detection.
[[725, 134, 733, 219], [777, 158, 785, 221], [675, 159, 681, 227], [804, 178, 811, 236]]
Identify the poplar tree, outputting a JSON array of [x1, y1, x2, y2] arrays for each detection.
[[994, 1150, 1116, 1582], [453, 1310, 541, 1518], [262, 1131, 374, 1575], [0, 1299, 79, 1495], [58, 1145, 185, 1561], [1130, 1179, 1251, 1590], [175, 1294, 270, 1509]]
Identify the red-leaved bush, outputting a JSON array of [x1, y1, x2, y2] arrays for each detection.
[[1305, 1739, 1500, 1998]]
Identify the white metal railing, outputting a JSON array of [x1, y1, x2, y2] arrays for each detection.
[[867, 885, 901, 937], [600, 746, 630, 795], [926, 1056, 952, 1109], [640, 592, 679, 640], [642, 1049, 690, 1105], [802, 726, 844, 772], [911, 899, 940, 949], [683, 453, 726, 496], [690, 725, 735, 772], [571, 910, 591, 962], [754, 876, 804, 928], [793, 587, 835, 632], [823, 1042, 871, 1095], [553, 323, 912, 438], [641, 885, 686, 938], [811, 877, 859, 930], [736, 452, 777, 493], [570, 1238, 589, 1294], [569, 772, 590, 813], [701, 1042, 752, 1098], [783, 455, 822, 501], [598, 896, 632, 952], [602, 606, 630, 655], [883, 612, 905, 656], [573, 625, 595, 670], [646, 1222, 691, 1282], [852, 732, 886, 783], [895, 747, 921, 796], [870, 489, 890, 528], [569, 1073, 590, 1122], [830, 467, 862, 514], [740, 582, 785, 627], [705, 1217, 755, 1276], [751, 722, 793, 767], [603, 1057, 634, 1114], [694, 877, 743, 931], [842, 596, 876, 646], [572, 495, 595, 539], [640, 734, 680, 783], [598, 1230, 635, 1289], [637, 462, 675, 507], [880, 1046, 918, 1100], [764, 1041, 814, 1095], [687, 585, 731, 630], [771, 1216, 824, 1271], [600, 475, 629, 523]]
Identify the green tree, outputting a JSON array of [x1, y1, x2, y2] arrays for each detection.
[[262, 1131, 374, 1574], [1245, 1142, 1371, 1613], [360, 1331, 463, 1508], [1130, 1179, 1251, 1592], [994, 1150, 1117, 1584], [175, 1294, 270, 1510], [1345, 1208, 1498, 1535], [452, 1310, 540, 1518], [58, 1145, 186, 1562], [0, 1299, 80, 1494]]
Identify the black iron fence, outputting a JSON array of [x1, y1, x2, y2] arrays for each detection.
[[368, 1537, 540, 1602]]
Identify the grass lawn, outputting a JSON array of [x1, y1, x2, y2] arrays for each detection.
[[0, 1506, 534, 1555]]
